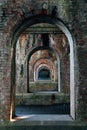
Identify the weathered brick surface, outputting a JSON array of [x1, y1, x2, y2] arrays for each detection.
[[0, 0, 87, 121]]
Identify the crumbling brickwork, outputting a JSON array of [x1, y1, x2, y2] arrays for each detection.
[[0, 0, 87, 121]]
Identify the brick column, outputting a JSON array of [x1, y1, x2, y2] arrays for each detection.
[[0, 33, 11, 120], [77, 47, 87, 120]]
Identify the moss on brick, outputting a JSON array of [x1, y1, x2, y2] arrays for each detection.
[[16, 93, 70, 105]]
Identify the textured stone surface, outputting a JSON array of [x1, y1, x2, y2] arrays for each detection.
[[0, 0, 87, 121]]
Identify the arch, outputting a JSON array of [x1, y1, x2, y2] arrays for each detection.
[[38, 67, 51, 80], [11, 14, 75, 120], [27, 46, 60, 92], [33, 59, 55, 82]]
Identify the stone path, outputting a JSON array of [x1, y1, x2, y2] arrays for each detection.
[[13, 104, 72, 124], [16, 104, 70, 115]]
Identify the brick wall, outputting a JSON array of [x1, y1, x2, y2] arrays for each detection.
[[0, 0, 87, 121]]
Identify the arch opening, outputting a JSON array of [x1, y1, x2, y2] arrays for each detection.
[[10, 15, 75, 120], [38, 68, 51, 80], [28, 47, 59, 92]]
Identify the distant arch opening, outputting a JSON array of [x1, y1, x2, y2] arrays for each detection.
[[38, 68, 51, 80]]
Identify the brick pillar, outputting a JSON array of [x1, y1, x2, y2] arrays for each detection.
[[77, 47, 87, 120], [0, 33, 11, 120]]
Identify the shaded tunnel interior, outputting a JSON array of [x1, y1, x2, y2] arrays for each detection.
[[13, 22, 70, 117]]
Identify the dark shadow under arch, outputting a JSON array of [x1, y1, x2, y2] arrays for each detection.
[[38, 68, 51, 80]]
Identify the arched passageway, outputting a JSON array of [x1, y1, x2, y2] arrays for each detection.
[[10, 15, 75, 120], [27, 46, 59, 92], [38, 68, 51, 80]]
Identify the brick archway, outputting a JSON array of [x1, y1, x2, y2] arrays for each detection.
[[34, 59, 55, 82], [10, 15, 75, 120], [26, 46, 60, 93], [38, 67, 51, 80]]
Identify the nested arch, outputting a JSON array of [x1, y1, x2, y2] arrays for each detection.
[[11, 14, 75, 120], [27, 46, 60, 92], [38, 66, 51, 80], [33, 59, 56, 81]]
